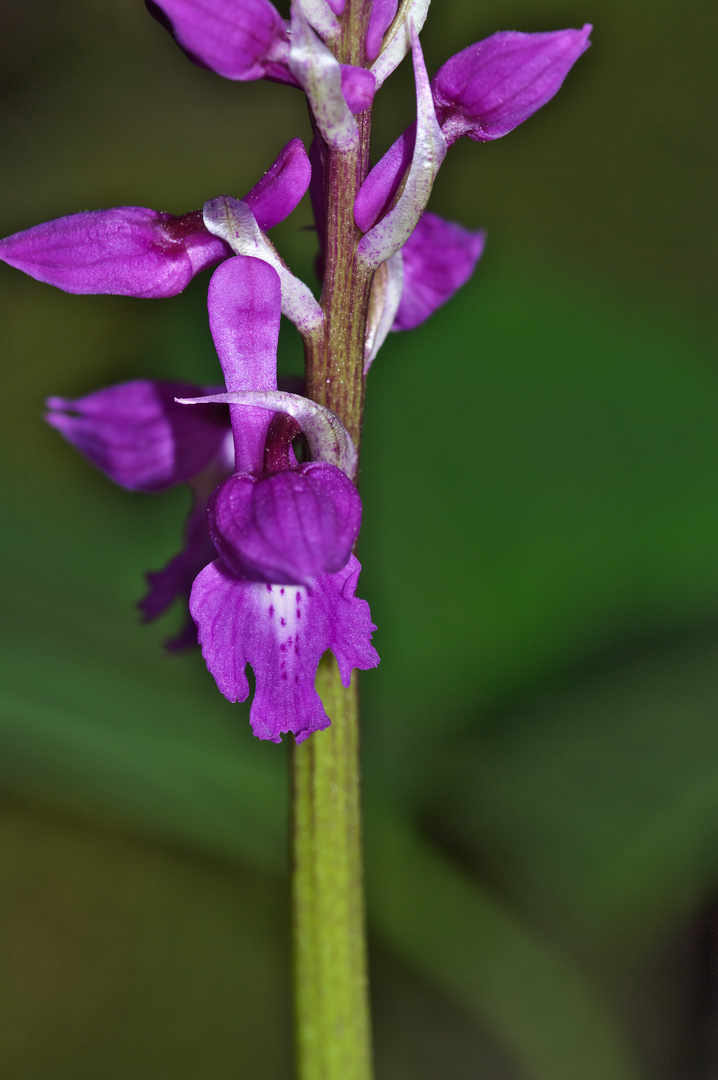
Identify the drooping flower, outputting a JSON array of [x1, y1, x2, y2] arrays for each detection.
[[184, 254, 378, 742], [0, 138, 311, 297], [46, 379, 233, 648], [46, 380, 230, 491]]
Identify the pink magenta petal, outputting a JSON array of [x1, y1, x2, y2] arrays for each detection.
[[208, 462, 362, 585], [190, 555, 379, 742], [393, 212, 486, 330], [46, 380, 230, 491], [366, 0, 398, 62], [244, 138, 312, 231], [146, 0, 288, 81], [340, 64, 376, 113], [207, 255, 282, 475], [432, 25, 592, 143], [354, 122, 415, 233], [0, 207, 229, 298]]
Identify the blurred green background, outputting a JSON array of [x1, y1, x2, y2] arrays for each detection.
[[1, 0, 718, 1076]]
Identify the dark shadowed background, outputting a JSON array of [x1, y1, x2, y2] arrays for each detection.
[[1, 0, 718, 1077]]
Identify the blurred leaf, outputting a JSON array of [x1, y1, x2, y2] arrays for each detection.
[[361, 260, 718, 786], [428, 629, 718, 946], [0, 474, 287, 873], [366, 808, 641, 1080]]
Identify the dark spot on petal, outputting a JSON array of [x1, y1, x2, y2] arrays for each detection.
[[269, 605, 274, 618], [281, 617, 286, 626]]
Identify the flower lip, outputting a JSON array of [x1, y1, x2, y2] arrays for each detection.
[[208, 461, 362, 586], [190, 554, 378, 742]]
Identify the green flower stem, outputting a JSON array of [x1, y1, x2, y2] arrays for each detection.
[[294, 6, 376, 1077], [292, 654, 373, 1080]]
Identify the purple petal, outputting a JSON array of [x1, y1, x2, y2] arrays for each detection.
[[432, 25, 592, 144], [340, 64, 376, 113], [244, 138, 312, 231], [366, 0, 398, 62], [325, 0, 344, 13], [190, 555, 379, 742], [0, 208, 229, 298], [207, 256, 281, 475], [393, 212, 486, 331], [46, 380, 230, 491], [146, 0, 289, 81], [140, 491, 219, 648], [354, 122, 415, 233], [208, 462, 362, 585]]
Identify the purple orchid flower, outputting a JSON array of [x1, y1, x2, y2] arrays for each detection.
[[46, 379, 233, 648], [12, 2, 592, 751], [354, 25, 592, 236], [46, 380, 230, 491], [432, 25, 593, 144], [184, 254, 378, 743], [0, 138, 311, 297]]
